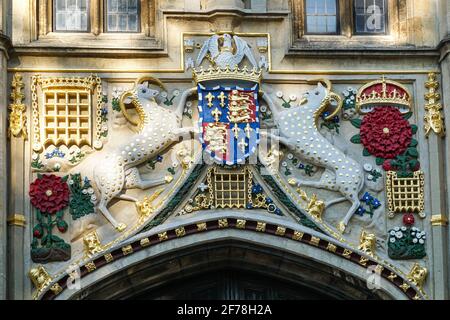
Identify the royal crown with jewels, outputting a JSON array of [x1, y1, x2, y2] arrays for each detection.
[[193, 65, 262, 84], [356, 77, 412, 114]]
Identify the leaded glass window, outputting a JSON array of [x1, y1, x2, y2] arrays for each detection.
[[54, 0, 89, 32], [105, 0, 140, 32], [354, 0, 387, 34], [305, 0, 338, 34]]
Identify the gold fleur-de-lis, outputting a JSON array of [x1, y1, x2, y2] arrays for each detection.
[[205, 92, 215, 108]]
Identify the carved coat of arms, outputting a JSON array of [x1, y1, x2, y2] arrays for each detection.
[[195, 33, 261, 165], [197, 84, 260, 164]]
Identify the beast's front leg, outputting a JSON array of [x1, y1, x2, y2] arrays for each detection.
[[260, 131, 292, 148], [172, 127, 195, 141]]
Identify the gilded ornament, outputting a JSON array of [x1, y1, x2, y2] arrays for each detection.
[[292, 231, 304, 241], [50, 283, 63, 295], [31, 75, 104, 149], [7, 214, 26, 227], [256, 222, 266, 232], [388, 272, 397, 281], [359, 257, 369, 266], [140, 238, 150, 247], [326, 243, 337, 253], [218, 219, 228, 228], [306, 194, 325, 220], [197, 222, 207, 231], [386, 171, 425, 218], [29, 266, 52, 295], [83, 230, 103, 257], [158, 232, 168, 241], [342, 249, 353, 259], [104, 253, 114, 263], [310, 236, 320, 246], [431, 214, 448, 227], [358, 230, 376, 256], [424, 73, 445, 137], [236, 219, 246, 229], [407, 263, 428, 291], [137, 189, 164, 219], [193, 66, 262, 84], [400, 282, 410, 292], [275, 226, 286, 236], [8, 73, 27, 139], [85, 261, 96, 272], [176, 227, 186, 237], [122, 245, 133, 255]]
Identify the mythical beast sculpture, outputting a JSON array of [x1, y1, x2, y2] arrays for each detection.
[[93, 77, 196, 231], [261, 81, 364, 233]]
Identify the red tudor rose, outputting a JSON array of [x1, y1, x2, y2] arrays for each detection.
[[29, 174, 69, 214], [360, 107, 412, 159]]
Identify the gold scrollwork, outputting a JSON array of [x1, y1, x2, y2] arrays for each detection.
[[8, 73, 27, 139], [424, 73, 445, 138]]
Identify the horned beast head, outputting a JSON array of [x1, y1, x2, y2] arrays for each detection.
[[301, 79, 343, 121], [119, 76, 166, 126]]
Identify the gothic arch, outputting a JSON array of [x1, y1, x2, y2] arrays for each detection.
[[47, 212, 417, 300]]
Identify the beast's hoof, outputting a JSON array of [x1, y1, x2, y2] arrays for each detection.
[[165, 175, 174, 183], [115, 223, 127, 232], [338, 221, 346, 233]]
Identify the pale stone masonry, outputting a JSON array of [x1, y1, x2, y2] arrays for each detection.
[[0, 0, 449, 300]]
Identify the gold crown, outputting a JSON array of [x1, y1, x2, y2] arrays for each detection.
[[193, 66, 262, 84], [356, 78, 412, 114]]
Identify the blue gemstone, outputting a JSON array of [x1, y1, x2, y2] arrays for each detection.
[[266, 197, 273, 204]]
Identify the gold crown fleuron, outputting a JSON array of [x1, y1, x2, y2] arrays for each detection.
[[356, 78, 412, 114], [193, 65, 262, 84]]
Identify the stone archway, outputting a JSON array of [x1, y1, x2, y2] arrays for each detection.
[[46, 209, 420, 300], [69, 239, 392, 300]]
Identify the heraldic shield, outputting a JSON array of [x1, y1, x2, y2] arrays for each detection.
[[197, 84, 260, 165]]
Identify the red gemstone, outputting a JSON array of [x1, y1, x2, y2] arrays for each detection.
[[403, 213, 415, 226]]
